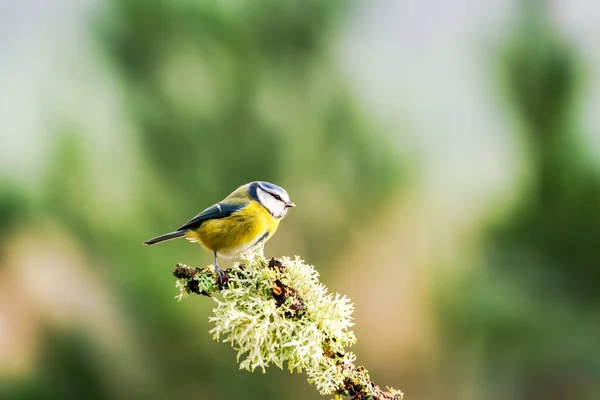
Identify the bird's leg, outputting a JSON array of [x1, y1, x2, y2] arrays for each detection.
[[214, 251, 227, 288]]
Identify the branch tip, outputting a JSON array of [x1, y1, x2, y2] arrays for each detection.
[[172, 255, 402, 399]]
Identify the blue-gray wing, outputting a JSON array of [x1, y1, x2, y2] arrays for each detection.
[[177, 203, 246, 231]]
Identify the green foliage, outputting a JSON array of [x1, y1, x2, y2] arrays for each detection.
[[502, 6, 577, 136], [439, 2, 600, 399], [97, 0, 402, 257], [0, 330, 113, 400], [0, 182, 29, 238], [496, 0, 600, 302]]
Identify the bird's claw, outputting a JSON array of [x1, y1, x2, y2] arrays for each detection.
[[215, 267, 230, 289]]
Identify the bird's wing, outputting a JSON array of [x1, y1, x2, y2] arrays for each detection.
[[177, 202, 246, 231]]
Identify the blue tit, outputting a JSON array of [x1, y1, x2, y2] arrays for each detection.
[[144, 181, 295, 283]]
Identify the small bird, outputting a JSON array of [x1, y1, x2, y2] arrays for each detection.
[[144, 181, 295, 283]]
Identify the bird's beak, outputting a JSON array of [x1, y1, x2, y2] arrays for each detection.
[[285, 201, 296, 208]]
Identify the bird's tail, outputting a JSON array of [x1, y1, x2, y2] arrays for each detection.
[[143, 230, 186, 245]]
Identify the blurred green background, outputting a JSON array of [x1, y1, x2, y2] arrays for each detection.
[[1, 0, 599, 399]]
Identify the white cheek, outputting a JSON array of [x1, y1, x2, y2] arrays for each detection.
[[279, 207, 288, 218], [257, 190, 285, 217]]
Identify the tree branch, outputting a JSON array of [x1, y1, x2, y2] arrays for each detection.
[[172, 253, 403, 400]]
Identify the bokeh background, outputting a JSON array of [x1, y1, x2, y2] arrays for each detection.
[[1, 0, 599, 399]]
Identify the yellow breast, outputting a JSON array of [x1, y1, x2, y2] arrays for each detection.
[[185, 201, 280, 257]]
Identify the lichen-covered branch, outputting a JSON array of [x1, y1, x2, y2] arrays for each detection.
[[173, 250, 403, 400]]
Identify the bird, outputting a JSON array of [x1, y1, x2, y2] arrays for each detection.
[[143, 181, 295, 284]]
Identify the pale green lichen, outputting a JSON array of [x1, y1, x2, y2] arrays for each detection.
[[175, 279, 189, 301], [174, 264, 219, 300], [174, 248, 402, 399], [206, 249, 355, 393], [307, 351, 357, 394]]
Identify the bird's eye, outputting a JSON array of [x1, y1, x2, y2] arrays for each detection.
[[272, 193, 282, 201]]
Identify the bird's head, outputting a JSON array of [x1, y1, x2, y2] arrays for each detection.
[[249, 181, 295, 218]]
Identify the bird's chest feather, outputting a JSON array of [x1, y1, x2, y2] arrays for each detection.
[[192, 202, 280, 255]]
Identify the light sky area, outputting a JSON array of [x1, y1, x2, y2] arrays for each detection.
[[1, 0, 599, 208]]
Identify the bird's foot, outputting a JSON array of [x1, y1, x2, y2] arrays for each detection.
[[215, 265, 230, 289]]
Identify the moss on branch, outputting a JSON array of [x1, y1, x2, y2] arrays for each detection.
[[172, 250, 403, 400]]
